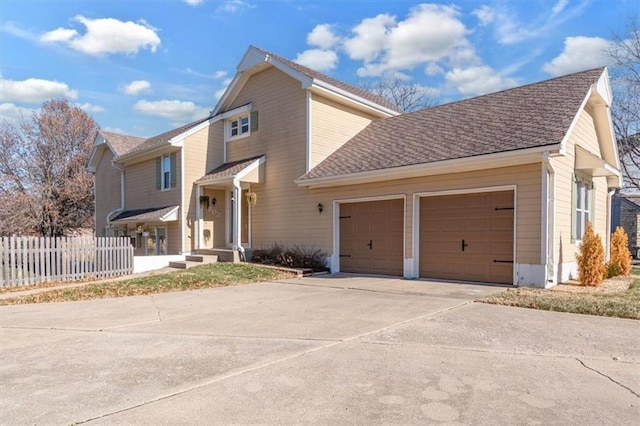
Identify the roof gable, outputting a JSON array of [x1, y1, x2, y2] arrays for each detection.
[[213, 46, 401, 117], [299, 68, 608, 183]]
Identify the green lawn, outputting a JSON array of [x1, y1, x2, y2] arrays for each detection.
[[0, 263, 294, 305], [480, 279, 640, 320]]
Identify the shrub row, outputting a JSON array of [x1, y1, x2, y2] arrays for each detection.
[[252, 244, 328, 272], [577, 224, 631, 286]]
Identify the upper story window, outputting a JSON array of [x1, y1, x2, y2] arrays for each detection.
[[223, 107, 257, 142], [230, 115, 250, 138], [156, 153, 176, 191], [162, 155, 171, 190]]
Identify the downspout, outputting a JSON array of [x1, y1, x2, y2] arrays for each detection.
[[542, 152, 556, 286], [106, 162, 126, 227], [606, 189, 615, 262]]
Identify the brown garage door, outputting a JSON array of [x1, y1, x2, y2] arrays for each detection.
[[339, 199, 404, 276], [420, 191, 514, 284]]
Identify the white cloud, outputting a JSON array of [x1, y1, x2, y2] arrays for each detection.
[[446, 66, 517, 96], [1, 21, 37, 41], [217, 0, 254, 13], [213, 70, 228, 79], [121, 80, 152, 95], [483, 1, 590, 45], [425, 62, 444, 76], [184, 0, 204, 5], [133, 99, 209, 122], [76, 103, 105, 113], [543, 36, 612, 76], [0, 78, 78, 103], [551, 0, 569, 17], [40, 15, 160, 56], [473, 5, 495, 26], [307, 24, 340, 50], [0, 103, 36, 121], [294, 49, 338, 72], [343, 4, 475, 77], [214, 87, 227, 101]]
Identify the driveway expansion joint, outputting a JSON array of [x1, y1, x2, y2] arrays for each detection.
[[575, 357, 640, 398]]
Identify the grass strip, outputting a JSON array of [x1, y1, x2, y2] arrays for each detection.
[[480, 282, 640, 320], [0, 263, 294, 305]]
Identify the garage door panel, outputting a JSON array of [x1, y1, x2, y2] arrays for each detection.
[[420, 190, 514, 284], [340, 199, 403, 276]]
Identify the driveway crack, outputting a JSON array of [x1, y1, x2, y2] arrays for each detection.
[[576, 357, 639, 398], [150, 296, 162, 322]]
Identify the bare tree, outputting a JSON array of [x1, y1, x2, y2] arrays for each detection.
[[608, 17, 640, 191], [0, 99, 98, 236], [361, 76, 436, 112]]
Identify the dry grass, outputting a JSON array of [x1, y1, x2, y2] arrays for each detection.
[[480, 274, 640, 320], [0, 263, 294, 305]]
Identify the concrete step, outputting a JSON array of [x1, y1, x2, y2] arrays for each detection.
[[168, 260, 205, 269], [194, 249, 240, 263], [185, 255, 219, 263]]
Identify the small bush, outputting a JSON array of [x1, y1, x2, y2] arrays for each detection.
[[576, 222, 605, 286], [610, 226, 632, 275], [253, 243, 328, 271], [604, 261, 623, 279]]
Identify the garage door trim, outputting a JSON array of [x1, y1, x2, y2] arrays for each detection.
[[412, 185, 517, 285], [332, 194, 406, 275]]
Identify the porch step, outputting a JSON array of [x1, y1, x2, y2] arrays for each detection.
[[185, 255, 219, 263], [169, 255, 218, 270], [194, 249, 241, 263]]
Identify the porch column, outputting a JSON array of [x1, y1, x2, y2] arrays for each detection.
[[232, 178, 242, 249], [196, 184, 203, 249]]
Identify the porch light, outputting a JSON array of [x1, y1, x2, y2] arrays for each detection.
[[317, 203, 324, 213], [211, 197, 217, 207]]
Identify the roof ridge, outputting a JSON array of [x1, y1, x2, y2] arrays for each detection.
[[252, 46, 403, 113], [400, 67, 606, 118]]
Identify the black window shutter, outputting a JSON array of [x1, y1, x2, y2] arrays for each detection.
[[250, 110, 259, 132], [170, 153, 177, 187], [156, 157, 161, 190]]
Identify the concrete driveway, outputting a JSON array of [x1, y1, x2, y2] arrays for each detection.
[[1, 275, 638, 425]]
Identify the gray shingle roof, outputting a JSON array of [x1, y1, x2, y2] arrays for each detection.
[[122, 116, 211, 158], [98, 130, 146, 157], [198, 155, 265, 183], [621, 195, 640, 210], [299, 68, 605, 181], [112, 205, 179, 222], [254, 47, 403, 114]]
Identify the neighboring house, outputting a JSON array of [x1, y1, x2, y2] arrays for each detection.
[[612, 194, 640, 258], [89, 46, 622, 287]]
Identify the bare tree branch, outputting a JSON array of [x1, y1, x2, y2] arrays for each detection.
[[0, 99, 98, 236], [361, 76, 436, 112]]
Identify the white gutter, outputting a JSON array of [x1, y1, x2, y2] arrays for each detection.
[[541, 152, 557, 285]]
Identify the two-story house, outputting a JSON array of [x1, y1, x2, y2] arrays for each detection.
[[89, 45, 621, 287]]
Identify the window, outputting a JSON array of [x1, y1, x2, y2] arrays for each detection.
[[162, 155, 171, 190], [228, 115, 250, 140], [575, 178, 591, 241]]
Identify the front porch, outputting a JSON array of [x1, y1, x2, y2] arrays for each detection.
[[193, 155, 265, 256]]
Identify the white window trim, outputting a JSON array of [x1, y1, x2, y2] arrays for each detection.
[[225, 113, 251, 142], [161, 154, 171, 191], [575, 176, 591, 243]]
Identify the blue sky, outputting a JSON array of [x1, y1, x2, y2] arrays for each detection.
[[0, 0, 637, 137]]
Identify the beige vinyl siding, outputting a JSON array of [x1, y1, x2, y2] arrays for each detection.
[[224, 67, 309, 248], [182, 122, 224, 252], [551, 106, 609, 265], [123, 152, 182, 254], [94, 148, 122, 235], [310, 95, 376, 169], [245, 161, 540, 265]]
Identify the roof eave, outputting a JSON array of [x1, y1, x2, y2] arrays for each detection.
[[296, 145, 558, 189]]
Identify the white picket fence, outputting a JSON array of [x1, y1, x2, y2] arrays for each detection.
[[0, 237, 134, 287]]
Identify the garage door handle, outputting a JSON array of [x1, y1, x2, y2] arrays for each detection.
[[367, 240, 373, 250], [461, 239, 468, 252]]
